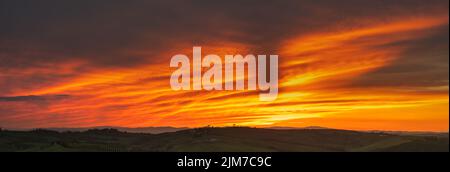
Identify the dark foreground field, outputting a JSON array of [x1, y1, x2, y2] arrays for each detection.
[[0, 127, 448, 152]]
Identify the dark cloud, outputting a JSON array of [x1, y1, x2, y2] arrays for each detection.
[[349, 25, 449, 90], [0, 0, 448, 95], [0, 94, 70, 102], [1, 0, 448, 66]]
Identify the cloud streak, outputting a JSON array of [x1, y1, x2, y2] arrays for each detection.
[[0, 0, 448, 131]]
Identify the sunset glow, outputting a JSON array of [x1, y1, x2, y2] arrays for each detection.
[[0, 0, 448, 131]]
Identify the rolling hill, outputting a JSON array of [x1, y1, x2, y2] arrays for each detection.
[[0, 127, 447, 152]]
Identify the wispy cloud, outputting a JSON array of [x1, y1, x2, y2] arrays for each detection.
[[0, 0, 448, 131]]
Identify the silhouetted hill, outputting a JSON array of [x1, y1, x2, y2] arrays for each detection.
[[44, 126, 188, 134], [0, 127, 447, 152], [269, 126, 331, 130]]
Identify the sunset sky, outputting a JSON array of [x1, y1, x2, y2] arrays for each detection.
[[0, 0, 448, 131]]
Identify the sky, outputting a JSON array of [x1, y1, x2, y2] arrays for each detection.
[[0, 0, 448, 131]]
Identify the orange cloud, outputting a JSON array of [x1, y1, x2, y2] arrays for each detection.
[[0, 11, 448, 131]]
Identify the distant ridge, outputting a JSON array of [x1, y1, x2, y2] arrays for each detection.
[[43, 126, 331, 133], [268, 126, 331, 130], [3, 125, 447, 136], [43, 126, 189, 134], [267, 126, 448, 137]]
